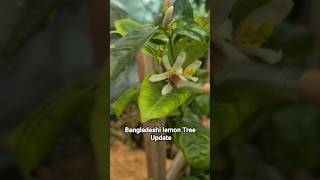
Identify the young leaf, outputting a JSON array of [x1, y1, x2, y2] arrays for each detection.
[[138, 74, 200, 123], [175, 113, 210, 169], [114, 18, 143, 36], [6, 81, 93, 176], [110, 26, 158, 80], [111, 85, 139, 117]]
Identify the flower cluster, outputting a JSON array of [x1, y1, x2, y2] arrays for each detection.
[[213, 0, 294, 64], [149, 52, 202, 95]]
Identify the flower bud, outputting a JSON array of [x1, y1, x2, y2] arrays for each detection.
[[203, 83, 210, 95], [165, 0, 174, 8], [162, 6, 174, 27]]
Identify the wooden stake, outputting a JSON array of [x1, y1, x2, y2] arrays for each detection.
[[136, 52, 167, 180]]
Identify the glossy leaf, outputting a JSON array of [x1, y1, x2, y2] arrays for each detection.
[[138, 74, 200, 123], [110, 26, 158, 80], [175, 113, 210, 169], [114, 18, 143, 36], [111, 85, 139, 117]]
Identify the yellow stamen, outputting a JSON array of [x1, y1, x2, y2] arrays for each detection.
[[235, 20, 274, 48], [184, 68, 196, 77]]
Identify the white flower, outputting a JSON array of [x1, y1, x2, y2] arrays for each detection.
[[213, 0, 294, 64], [149, 52, 202, 95]]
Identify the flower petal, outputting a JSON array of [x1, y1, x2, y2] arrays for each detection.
[[218, 41, 251, 62], [187, 76, 198, 82], [238, 44, 282, 64], [162, 55, 172, 70], [177, 81, 202, 90], [161, 83, 173, 95], [186, 60, 202, 70], [173, 51, 186, 70], [245, 0, 294, 27], [149, 73, 168, 82], [177, 74, 188, 82]]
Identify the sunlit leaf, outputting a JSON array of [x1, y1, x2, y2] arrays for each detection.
[[138, 74, 200, 123], [114, 18, 143, 36]]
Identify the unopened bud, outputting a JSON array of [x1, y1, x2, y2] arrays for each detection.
[[203, 83, 210, 95], [165, 0, 174, 8], [162, 6, 174, 27]]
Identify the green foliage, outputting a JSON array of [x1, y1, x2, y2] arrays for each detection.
[[173, 23, 209, 44], [138, 74, 200, 123], [114, 18, 143, 36], [173, 0, 194, 20], [110, 26, 158, 80], [194, 95, 210, 116], [6, 81, 94, 176], [212, 90, 276, 145], [111, 84, 139, 117], [175, 113, 210, 169], [173, 38, 209, 68]]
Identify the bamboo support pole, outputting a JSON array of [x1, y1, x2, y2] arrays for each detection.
[[136, 52, 167, 180]]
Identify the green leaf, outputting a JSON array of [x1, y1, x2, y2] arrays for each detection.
[[89, 66, 108, 180], [173, 0, 194, 20], [212, 90, 276, 145], [6, 81, 93, 176], [110, 26, 158, 80], [173, 23, 209, 43], [111, 85, 139, 117], [173, 38, 209, 68], [174, 28, 203, 42], [114, 18, 143, 36], [182, 41, 209, 68], [176, 113, 210, 169], [138, 74, 200, 123], [194, 95, 210, 116]]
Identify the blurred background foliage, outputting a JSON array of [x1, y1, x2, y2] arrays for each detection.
[[0, 0, 105, 179], [213, 0, 320, 179]]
